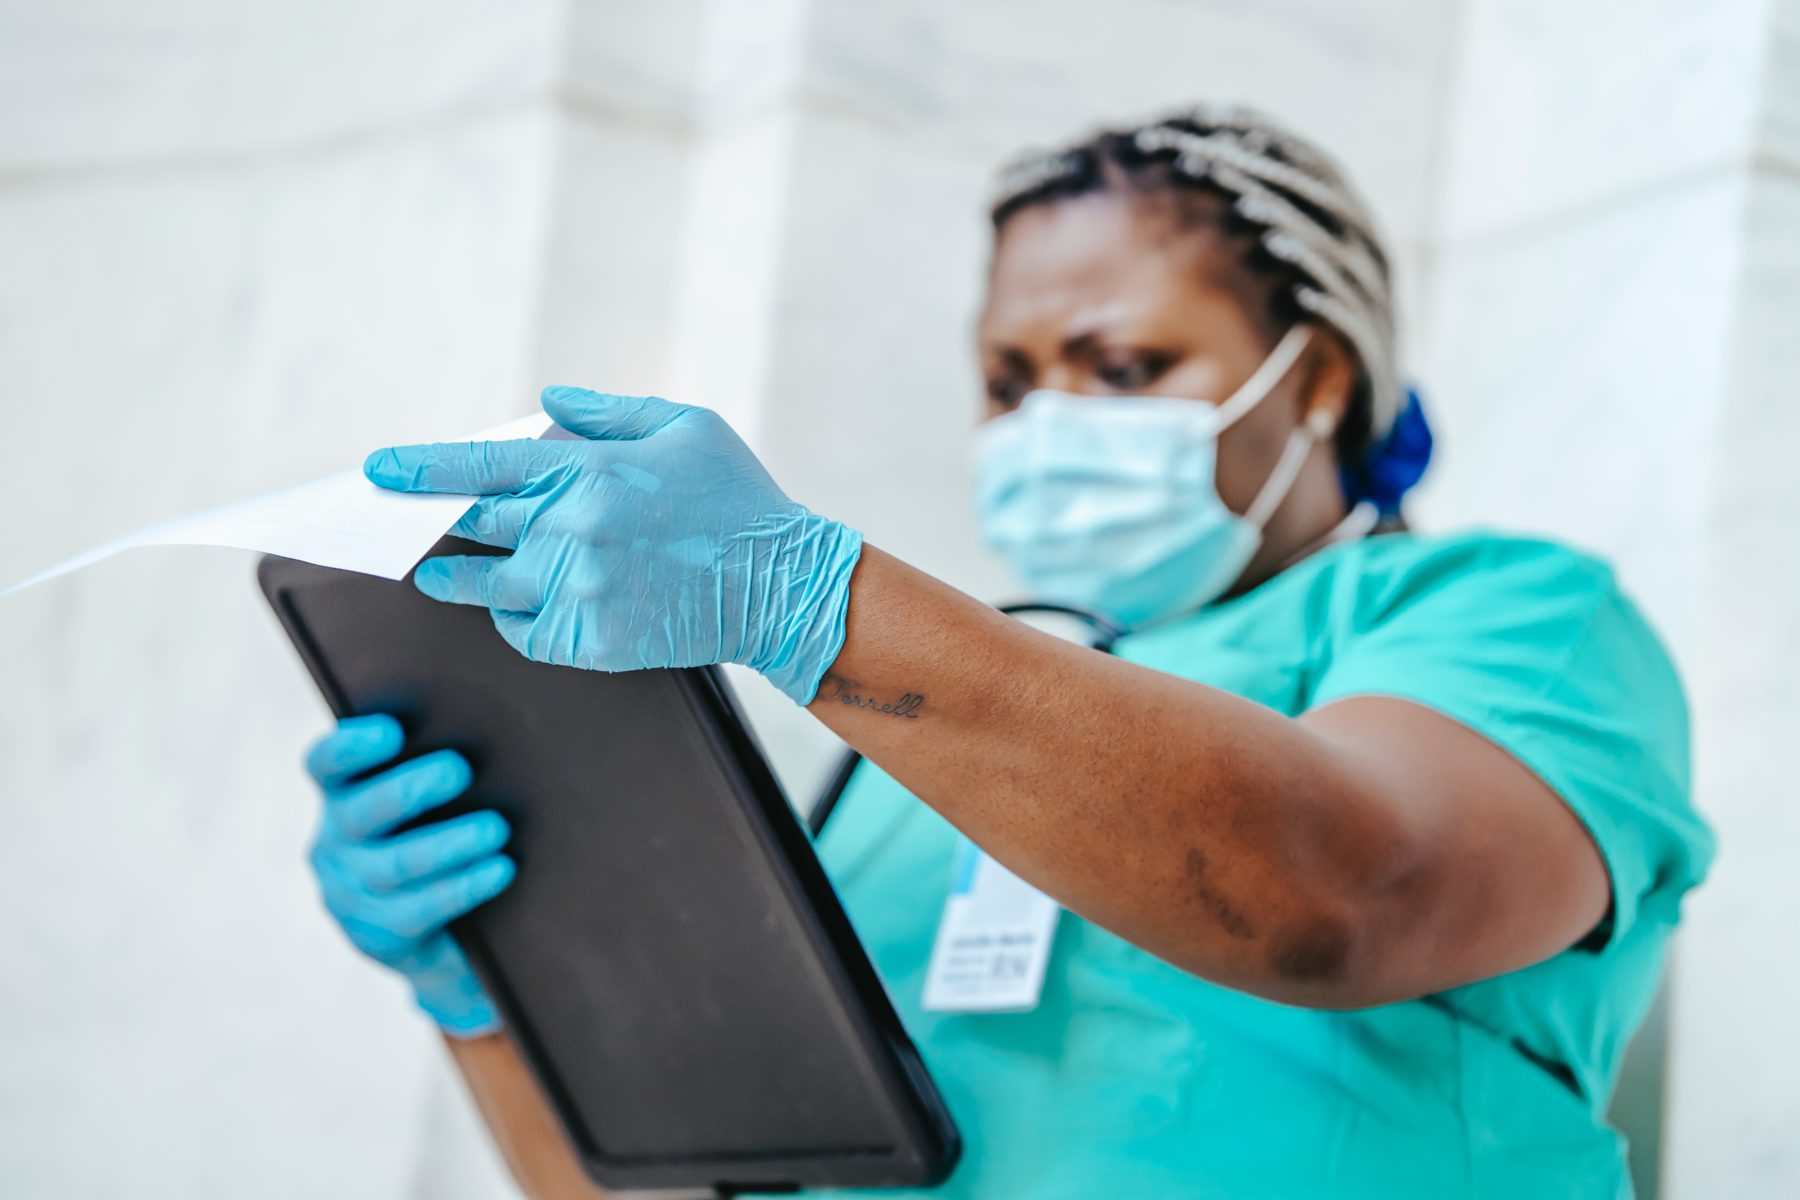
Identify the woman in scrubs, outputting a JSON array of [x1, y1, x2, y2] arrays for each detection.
[[302, 107, 1713, 1197]]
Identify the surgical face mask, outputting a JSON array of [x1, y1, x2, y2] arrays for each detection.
[[973, 325, 1328, 629]]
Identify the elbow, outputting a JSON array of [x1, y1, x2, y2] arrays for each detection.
[[1178, 774, 1435, 1008], [1260, 786, 1438, 1009], [1266, 906, 1359, 992], [1254, 830, 1433, 1009], [1256, 877, 1431, 1010], [1168, 879, 1399, 1009]]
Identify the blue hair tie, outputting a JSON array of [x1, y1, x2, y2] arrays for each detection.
[[1341, 386, 1433, 516]]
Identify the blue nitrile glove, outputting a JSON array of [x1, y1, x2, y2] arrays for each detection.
[[304, 714, 515, 1037], [363, 387, 864, 705]]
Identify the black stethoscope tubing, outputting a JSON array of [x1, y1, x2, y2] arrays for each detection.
[[805, 602, 1126, 838]]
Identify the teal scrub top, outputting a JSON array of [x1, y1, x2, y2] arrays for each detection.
[[803, 530, 1713, 1200]]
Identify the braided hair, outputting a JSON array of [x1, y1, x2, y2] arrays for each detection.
[[990, 105, 1416, 501]]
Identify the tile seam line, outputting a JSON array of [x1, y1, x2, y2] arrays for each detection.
[[1430, 151, 1800, 256], [554, 85, 696, 141], [668, 84, 996, 161], [0, 88, 692, 188]]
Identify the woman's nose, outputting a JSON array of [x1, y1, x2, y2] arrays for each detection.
[[1037, 364, 1082, 394]]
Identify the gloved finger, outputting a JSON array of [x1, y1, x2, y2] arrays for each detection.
[[490, 608, 586, 668], [350, 810, 512, 893], [413, 555, 544, 613], [305, 714, 404, 787], [450, 495, 531, 549], [541, 386, 693, 442], [491, 609, 541, 663], [363, 439, 575, 496], [326, 749, 473, 841], [376, 855, 518, 939]]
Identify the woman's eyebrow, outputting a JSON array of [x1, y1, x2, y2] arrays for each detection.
[[1061, 329, 1178, 361], [982, 344, 1034, 373], [1060, 329, 1105, 359], [1059, 309, 1169, 356]]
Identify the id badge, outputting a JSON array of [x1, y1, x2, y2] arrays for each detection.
[[922, 836, 1061, 1013]]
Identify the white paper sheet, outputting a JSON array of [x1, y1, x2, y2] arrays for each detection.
[[1, 412, 554, 597]]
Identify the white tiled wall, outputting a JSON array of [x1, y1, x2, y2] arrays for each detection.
[[1663, 168, 1800, 1199], [1430, 0, 1770, 243], [1411, 172, 1745, 652], [0, 1, 563, 170], [2, 1, 1795, 1196], [0, 111, 565, 1200], [1418, 5, 1800, 1195], [0, 4, 678, 1198]]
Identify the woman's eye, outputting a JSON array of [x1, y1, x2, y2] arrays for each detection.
[[1096, 355, 1170, 392], [986, 377, 1028, 410]]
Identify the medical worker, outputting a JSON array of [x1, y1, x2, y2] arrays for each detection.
[[301, 108, 1712, 1198]]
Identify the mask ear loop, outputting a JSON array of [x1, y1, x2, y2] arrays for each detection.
[[1243, 407, 1337, 530], [1213, 324, 1314, 430]]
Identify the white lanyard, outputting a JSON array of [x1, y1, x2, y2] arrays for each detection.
[[1273, 500, 1380, 574]]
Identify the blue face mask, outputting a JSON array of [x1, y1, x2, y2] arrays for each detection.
[[973, 325, 1327, 629]]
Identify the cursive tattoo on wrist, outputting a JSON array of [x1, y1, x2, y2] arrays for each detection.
[[819, 673, 924, 719]]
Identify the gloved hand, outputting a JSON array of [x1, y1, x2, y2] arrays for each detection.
[[363, 387, 864, 705], [304, 714, 515, 1037]]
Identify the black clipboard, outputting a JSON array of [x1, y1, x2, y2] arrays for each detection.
[[259, 538, 959, 1193]]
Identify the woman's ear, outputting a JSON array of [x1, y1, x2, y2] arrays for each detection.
[[1299, 327, 1358, 431]]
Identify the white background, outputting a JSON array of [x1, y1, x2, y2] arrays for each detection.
[[2, 1, 1796, 1197]]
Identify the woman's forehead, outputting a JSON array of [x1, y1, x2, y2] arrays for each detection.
[[980, 195, 1249, 347]]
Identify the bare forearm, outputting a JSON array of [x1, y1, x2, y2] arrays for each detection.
[[807, 547, 1417, 1005], [444, 1032, 613, 1200]]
